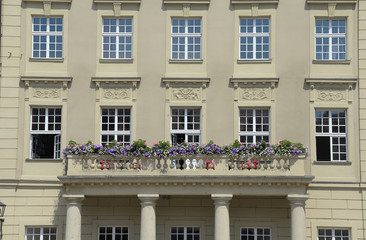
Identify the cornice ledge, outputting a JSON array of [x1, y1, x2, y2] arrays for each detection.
[[163, 0, 210, 4], [231, 0, 279, 4], [58, 175, 315, 185], [20, 76, 72, 82], [305, 78, 357, 85], [230, 77, 279, 85], [93, 0, 141, 3], [306, 0, 356, 3], [92, 77, 141, 88], [91, 77, 141, 83], [23, 0, 72, 2], [162, 77, 210, 84]]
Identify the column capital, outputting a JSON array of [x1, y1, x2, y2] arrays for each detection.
[[63, 194, 85, 204], [211, 194, 233, 206], [138, 194, 159, 207], [287, 194, 309, 207]]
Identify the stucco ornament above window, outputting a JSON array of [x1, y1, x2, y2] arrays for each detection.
[[94, 0, 141, 3]]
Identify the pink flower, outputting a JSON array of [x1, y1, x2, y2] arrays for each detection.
[[106, 144, 109, 146], [153, 142, 158, 145], [144, 142, 147, 146]]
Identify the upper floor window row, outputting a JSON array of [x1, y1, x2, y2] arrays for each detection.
[[171, 19, 201, 60], [32, 17, 63, 59], [239, 18, 270, 60], [31, 17, 349, 63], [315, 19, 346, 61], [102, 18, 133, 59]]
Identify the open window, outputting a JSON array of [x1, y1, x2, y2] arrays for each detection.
[[30, 107, 62, 159]]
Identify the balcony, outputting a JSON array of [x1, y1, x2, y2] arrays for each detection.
[[59, 140, 313, 196], [65, 154, 307, 176]]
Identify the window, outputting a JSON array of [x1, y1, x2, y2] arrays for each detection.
[[101, 108, 131, 145], [240, 227, 271, 240], [315, 19, 346, 60], [171, 227, 200, 240], [171, 108, 200, 144], [318, 228, 350, 240], [239, 18, 270, 60], [32, 17, 63, 59], [315, 110, 347, 161], [26, 227, 57, 240], [102, 18, 133, 59], [31, 108, 62, 159], [171, 19, 201, 60], [99, 226, 129, 240], [239, 109, 270, 145]]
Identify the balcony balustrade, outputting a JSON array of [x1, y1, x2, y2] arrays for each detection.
[[65, 154, 306, 176]]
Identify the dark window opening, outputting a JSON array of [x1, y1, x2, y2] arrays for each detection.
[[32, 134, 58, 159], [316, 136, 331, 161]]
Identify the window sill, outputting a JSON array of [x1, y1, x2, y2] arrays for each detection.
[[237, 59, 272, 64], [313, 161, 351, 165], [26, 158, 63, 162], [99, 59, 133, 63], [169, 59, 203, 64], [312, 60, 351, 65], [29, 58, 64, 63]]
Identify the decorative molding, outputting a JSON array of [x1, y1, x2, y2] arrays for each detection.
[[33, 88, 61, 99], [183, 4, 191, 16], [23, 0, 71, 2], [305, 78, 357, 85], [328, 2, 337, 17], [231, 0, 279, 4], [92, 77, 141, 89], [163, 0, 210, 4], [103, 88, 130, 100], [172, 88, 200, 101], [251, 3, 259, 16], [230, 78, 279, 88], [305, 78, 357, 103], [306, 0, 356, 3], [316, 89, 346, 102], [20, 76, 72, 89], [93, 0, 141, 3], [240, 88, 270, 101]]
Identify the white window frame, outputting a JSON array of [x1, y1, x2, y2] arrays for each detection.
[[240, 227, 271, 240], [171, 18, 202, 60], [25, 226, 58, 240], [102, 18, 133, 59], [171, 108, 201, 144], [239, 18, 270, 60], [239, 108, 270, 145], [98, 226, 129, 240], [318, 228, 350, 240], [315, 109, 347, 161], [170, 226, 200, 240], [30, 107, 62, 159], [100, 108, 131, 145], [315, 19, 347, 60], [32, 17, 63, 59]]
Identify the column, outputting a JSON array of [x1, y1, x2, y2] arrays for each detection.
[[212, 194, 233, 240], [138, 194, 159, 240], [287, 194, 309, 240], [63, 195, 85, 240]]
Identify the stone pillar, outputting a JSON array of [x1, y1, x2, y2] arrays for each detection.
[[287, 194, 309, 240], [138, 194, 159, 240], [212, 194, 233, 240], [63, 195, 85, 240]]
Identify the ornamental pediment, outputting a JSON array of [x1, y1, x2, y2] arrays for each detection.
[[305, 78, 357, 103], [162, 77, 210, 103], [92, 77, 140, 102], [20, 76, 72, 101], [230, 78, 279, 102]]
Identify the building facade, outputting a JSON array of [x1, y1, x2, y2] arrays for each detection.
[[0, 0, 365, 239]]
